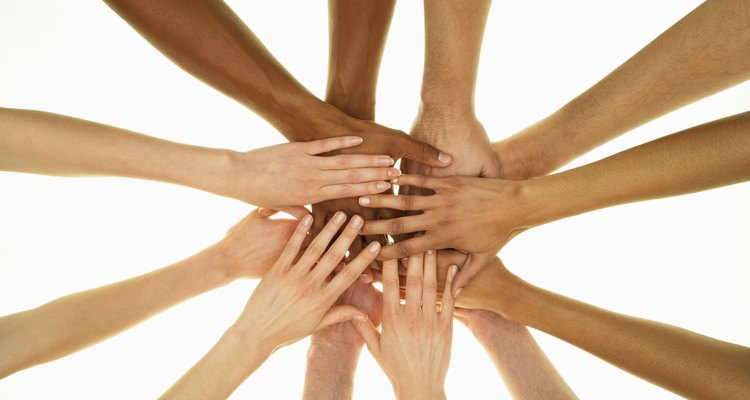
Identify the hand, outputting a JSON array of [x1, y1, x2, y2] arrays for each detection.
[[214, 207, 309, 281], [222, 136, 401, 208], [353, 252, 457, 400], [360, 174, 532, 292], [232, 211, 381, 352], [311, 122, 454, 274]]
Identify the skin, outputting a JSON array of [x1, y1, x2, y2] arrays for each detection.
[[494, 0, 750, 180], [361, 110, 750, 291], [0, 208, 299, 379], [454, 308, 578, 400], [457, 258, 750, 400], [163, 212, 381, 399], [103, 0, 452, 267], [0, 108, 401, 208], [353, 252, 457, 400], [312, 0, 399, 276]]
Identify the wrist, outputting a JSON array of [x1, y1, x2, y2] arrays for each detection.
[[395, 384, 447, 400], [186, 246, 235, 290], [276, 97, 351, 142], [417, 98, 476, 123]]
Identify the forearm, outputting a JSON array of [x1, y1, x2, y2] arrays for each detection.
[[0, 108, 233, 195], [522, 111, 750, 227], [499, 0, 750, 174], [104, 0, 328, 140], [420, 0, 492, 116], [0, 246, 229, 378], [473, 268, 750, 400], [326, 0, 395, 120], [467, 314, 577, 400], [303, 338, 363, 400], [163, 327, 272, 399]]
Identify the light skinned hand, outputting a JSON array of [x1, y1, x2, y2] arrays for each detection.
[[353, 251, 457, 400], [223, 136, 400, 208], [232, 211, 381, 352]]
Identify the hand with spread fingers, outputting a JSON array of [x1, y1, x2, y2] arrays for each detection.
[[163, 212, 381, 399], [353, 251, 457, 400]]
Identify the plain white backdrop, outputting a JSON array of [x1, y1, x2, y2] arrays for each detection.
[[1, 1, 749, 399]]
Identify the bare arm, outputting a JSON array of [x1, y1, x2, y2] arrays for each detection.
[[0, 209, 298, 379], [458, 259, 750, 400], [455, 308, 577, 400], [496, 0, 750, 179]]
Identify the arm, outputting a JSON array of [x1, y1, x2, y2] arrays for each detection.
[[164, 212, 380, 398], [0, 108, 403, 207], [455, 308, 577, 400], [302, 279, 382, 400], [458, 259, 750, 400], [353, 252, 457, 400], [103, 0, 450, 167], [496, 0, 750, 179], [360, 110, 750, 289], [0, 208, 299, 379], [402, 0, 499, 182]]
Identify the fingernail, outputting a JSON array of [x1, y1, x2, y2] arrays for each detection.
[[391, 178, 399, 184], [353, 314, 367, 322], [450, 265, 458, 278], [302, 215, 313, 226], [388, 168, 400, 178], [360, 274, 372, 283], [379, 156, 394, 166], [350, 215, 363, 228], [349, 136, 364, 145], [368, 241, 381, 254], [438, 152, 452, 164], [426, 249, 434, 255], [376, 182, 391, 190], [257, 207, 270, 216], [359, 197, 371, 206], [333, 212, 346, 225], [454, 288, 463, 298]]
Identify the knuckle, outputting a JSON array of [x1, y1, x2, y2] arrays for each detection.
[[383, 277, 401, 291], [347, 169, 360, 183], [390, 219, 405, 235], [396, 241, 412, 257], [338, 156, 352, 168], [400, 196, 415, 210], [422, 281, 438, 292], [406, 277, 423, 289], [340, 184, 354, 196]]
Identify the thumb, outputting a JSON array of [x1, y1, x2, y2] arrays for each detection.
[[452, 253, 492, 296], [277, 206, 311, 220], [394, 133, 452, 168], [316, 305, 368, 330], [351, 316, 381, 356], [256, 207, 279, 218]]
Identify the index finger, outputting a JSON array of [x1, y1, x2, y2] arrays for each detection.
[[381, 259, 401, 314], [393, 133, 452, 167]]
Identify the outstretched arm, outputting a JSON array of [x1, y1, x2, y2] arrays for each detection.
[[458, 259, 750, 400], [455, 308, 577, 400], [0, 208, 299, 379], [103, 0, 451, 168], [496, 0, 750, 179], [361, 110, 750, 289], [0, 108, 404, 208]]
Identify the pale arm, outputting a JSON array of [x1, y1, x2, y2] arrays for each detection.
[[496, 0, 750, 179], [455, 308, 577, 400], [458, 259, 750, 400]]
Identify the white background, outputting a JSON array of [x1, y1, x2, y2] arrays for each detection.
[[1, 1, 749, 399]]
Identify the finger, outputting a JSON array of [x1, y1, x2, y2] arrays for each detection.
[[405, 252, 424, 313], [358, 194, 432, 211], [322, 167, 401, 186], [360, 215, 430, 236], [304, 136, 364, 155], [380, 259, 400, 314], [313, 215, 364, 279], [351, 317, 381, 356], [276, 214, 313, 268], [441, 264, 458, 319], [317, 181, 392, 202], [276, 206, 310, 220], [423, 249, 438, 313], [452, 253, 493, 295], [393, 134, 452, 167], [255, 207, 279, 218], [295, 211, 347, 271], [320, 154, 395, 169], [390, 174, 445, 191], [327, 241, 381, 297], [311, 206, 327, 237], [316, 305, 368, 330], [378, 234, 440, 260]]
